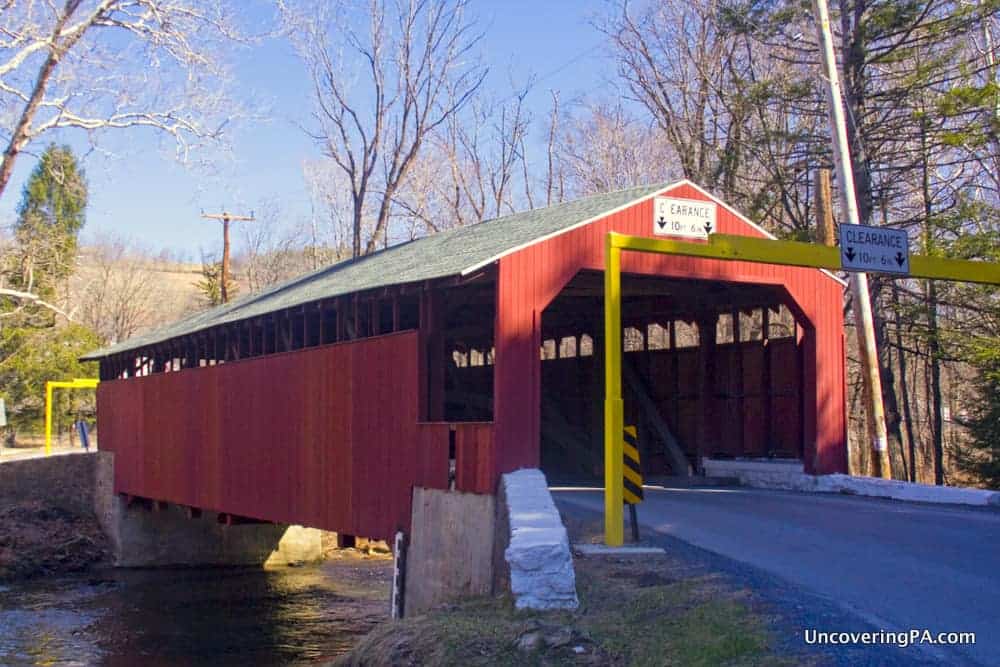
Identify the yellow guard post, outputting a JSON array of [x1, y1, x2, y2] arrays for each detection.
[[603, 233, 625, 545], [44, 378, 100, 455], [603, 231, 1000, 546]]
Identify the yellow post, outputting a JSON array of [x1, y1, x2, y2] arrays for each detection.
[[604, 234, 624, 546], [44, 381, 54, 456], [44, 378, 100, 456]]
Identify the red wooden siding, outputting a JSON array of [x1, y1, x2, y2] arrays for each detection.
[[454, 422, 496, 494], [97, 181, 847, 538], [494, 182, 847, 475], [97, 332, 451, 540]]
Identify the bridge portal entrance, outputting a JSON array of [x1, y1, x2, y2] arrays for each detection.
[[538, 271, 807, 484]]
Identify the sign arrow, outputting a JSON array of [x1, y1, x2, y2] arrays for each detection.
[[704, 222, 713, 234], [657, 217, 667, 230], [845, 247, 856, 261], [895, 251, 905, 267]]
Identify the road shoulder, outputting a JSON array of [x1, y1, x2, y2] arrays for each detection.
[[556, 497, 944, 667]]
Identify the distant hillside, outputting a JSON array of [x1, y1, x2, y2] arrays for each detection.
[[65, 244, 322, 348], [67, 246, 207, 346]]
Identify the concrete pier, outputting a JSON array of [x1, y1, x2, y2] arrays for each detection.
[[91, 453, 323, 567]]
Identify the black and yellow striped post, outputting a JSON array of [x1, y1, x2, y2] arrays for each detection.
[[623, 425, 643, 542]]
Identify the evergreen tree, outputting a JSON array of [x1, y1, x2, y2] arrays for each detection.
[[12, 144, 88, 301], [0, 145, 96, 436], [948, 222, 1000, 488], [196, 256, 238, 308], [0, 324, 99, 435], [957, 347, 1000, 489]]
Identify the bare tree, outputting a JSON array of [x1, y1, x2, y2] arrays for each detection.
[[441, 85, 533, 223], [394, 83, 533, 233], [600, 0, 751, 198], [555, 99, 677, 197], [236, 201, 330, 294], [0, 0, 254, 200], [544, 90, 564, 206], [71, 235, 157, 344], [291, 0, 487, 257], [302, 157, 357, 259], [0, 285, 75, 322]]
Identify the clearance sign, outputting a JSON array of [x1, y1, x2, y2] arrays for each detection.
[[653, 197, 716, 240], [839, 223, 910, 275]]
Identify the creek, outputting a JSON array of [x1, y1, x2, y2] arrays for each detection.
[[0, 557, 390, 666]]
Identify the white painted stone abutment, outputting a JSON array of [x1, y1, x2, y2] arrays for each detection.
[[703, 458, 1000, 507], [500, 468, 580, 610]]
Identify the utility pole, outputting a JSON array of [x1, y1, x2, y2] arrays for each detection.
[[981, 13, 1000, 126], [201, 209, 254, 304], [814, 169, 836, 247], [815, 168, 863, 475], [812, 0, 892, 479]]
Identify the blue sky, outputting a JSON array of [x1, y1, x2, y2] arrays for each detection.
[[0, 0, 618, 261]]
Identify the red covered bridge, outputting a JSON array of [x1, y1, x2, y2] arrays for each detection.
[[85, 181, 847, 540]]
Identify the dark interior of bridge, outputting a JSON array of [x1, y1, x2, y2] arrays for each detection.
[[442, 270, 807, 484]]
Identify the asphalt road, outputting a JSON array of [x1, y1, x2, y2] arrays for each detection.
[[554, 486, 1000, 666]]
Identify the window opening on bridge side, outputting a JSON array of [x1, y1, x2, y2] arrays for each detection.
[[101, 291, 422, 381]]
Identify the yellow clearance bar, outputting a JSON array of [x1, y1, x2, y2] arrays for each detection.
[[612, 232, 1000, 285], [45, 378, 100, 456], [603, 231, 1000, 546]]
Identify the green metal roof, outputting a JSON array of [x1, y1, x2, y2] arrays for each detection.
[[82, 181, 673, 361]]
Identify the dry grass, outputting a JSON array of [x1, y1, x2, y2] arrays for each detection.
[[335, 551, 804, 667]]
